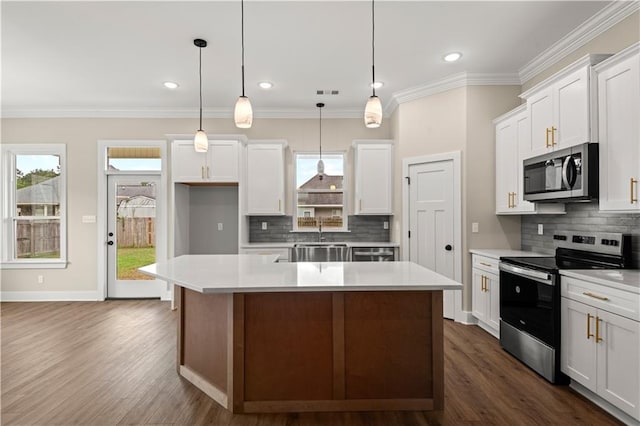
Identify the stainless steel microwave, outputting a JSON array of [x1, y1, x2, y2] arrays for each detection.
[[523, 143, 598, 202]]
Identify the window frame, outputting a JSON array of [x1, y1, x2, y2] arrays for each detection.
[[1, 144, 67, 269], [292, 150, 348, 232]]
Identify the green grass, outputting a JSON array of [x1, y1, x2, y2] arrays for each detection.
[[117, 246, 156, 280]]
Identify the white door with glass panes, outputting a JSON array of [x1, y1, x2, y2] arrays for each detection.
[[107, 175, 163, 298], [408, 159, 456, 319]]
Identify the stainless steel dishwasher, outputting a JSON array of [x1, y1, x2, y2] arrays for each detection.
[[350, 246, 397, 261]]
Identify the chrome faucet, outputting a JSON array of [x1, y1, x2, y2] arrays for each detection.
[[318, 217, 325, 243]]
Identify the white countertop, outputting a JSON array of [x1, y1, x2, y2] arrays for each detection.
[[241, 242, 399, 249], [560, 269, 640, 294], [469, 249, 551, 259], [139, 254, 462, 294]]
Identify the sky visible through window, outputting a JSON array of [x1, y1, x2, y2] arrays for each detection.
[[108, 159, 161, 171], [296, 155, 343, 188], [16, 155, 59, 174]]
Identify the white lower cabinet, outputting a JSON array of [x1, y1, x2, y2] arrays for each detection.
[[471, 255, 500, 338], [561, 276, 640, 421]]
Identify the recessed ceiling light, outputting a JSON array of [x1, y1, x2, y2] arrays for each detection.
[[443, 52, 462, 62], [163, 81, 179, 89], [370, 81, 384, 89], [258, 81, 273, 89]]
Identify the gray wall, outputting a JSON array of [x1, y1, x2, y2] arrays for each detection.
[[249, 215, 390, 243], [521, 202, 640, 268], [188, 186, 239, 255]]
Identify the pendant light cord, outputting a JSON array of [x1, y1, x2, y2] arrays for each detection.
[[241, 0, 246, 97], [319, 105, 322, 161], [199, 45, 203, 131], [371, 0, 376, 97]]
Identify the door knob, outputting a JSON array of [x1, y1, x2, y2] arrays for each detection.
[[445, 244, 452, 251], [107, 241, 114, 246]]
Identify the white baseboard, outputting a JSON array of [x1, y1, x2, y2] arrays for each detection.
[[455, 310, 477, 325], [0, 291, 100, 302]]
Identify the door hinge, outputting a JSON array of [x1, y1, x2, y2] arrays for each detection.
[[405, 176, 410, 185]]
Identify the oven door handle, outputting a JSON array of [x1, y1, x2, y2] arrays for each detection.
[[499, 263, 555, 286]]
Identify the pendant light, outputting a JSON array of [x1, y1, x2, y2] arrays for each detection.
[[317, 102, 325, 181], [364, 0, 382, 128], [234, 0, 253, 128], [193, 39, 208, 152]]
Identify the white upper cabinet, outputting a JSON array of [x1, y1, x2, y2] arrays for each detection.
[[494, 106, 564, 215], [172, 139, 239, 183], [520, 54, 611, 159], [595, 43, 640, 212], [246, 141, 287, 215], [353, 140, 393, 215]]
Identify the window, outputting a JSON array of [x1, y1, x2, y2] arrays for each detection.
[[106, 146, 161, 171], [1, 144, 67, 268], [294, 152, 346, 231]]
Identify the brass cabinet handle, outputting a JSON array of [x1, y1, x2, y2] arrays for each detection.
[[587, 313, 594, 340], [206, 166, 210, 179], [278, 199, 281, 212], [201, 166, 205, 179], [480, 275, 485, 292], [595, 316, 603, 343], [479, 262, 492, 267], [512, 192, 516, 208], [546, 128, 551, 147], [631, 178, 638, 204], [583, 292, 609, 301], [551, 126, 557, 146]]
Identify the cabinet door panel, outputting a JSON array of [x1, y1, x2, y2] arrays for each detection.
[[495, 120, 516, 213], [561, 297, 597, 391], [172, 141, 207, 182], [598, 54, 640, 211], [208, 141, 239, 182], [471, 270, 487, 323], [355, 144, 392, 214], [527, 89, 553, 158], [554, 67, 590, 149], [514, 114, 535, 212], [596, 310, 640, 419], [247, 144, 285, 215], [486, 271, 500, 332]]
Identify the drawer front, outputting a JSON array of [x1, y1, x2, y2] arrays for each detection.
[[562, 276, 639, 321], [472, 255, 499, 274]]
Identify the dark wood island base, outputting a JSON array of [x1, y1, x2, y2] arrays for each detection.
[[176, 285, 444, 413]]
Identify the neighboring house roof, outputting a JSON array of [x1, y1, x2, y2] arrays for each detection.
[[298, 174, 343, 190], [117, 195, 156, 218], [16, 176, 60, 205], [117, 184, 155, 199], [298, 174, 344, 206]]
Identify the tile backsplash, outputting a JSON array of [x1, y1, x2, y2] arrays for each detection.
[[249, 215, 390, 243], [521, 202, 640, 268]]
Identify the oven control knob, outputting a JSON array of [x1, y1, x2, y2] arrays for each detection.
[[515, 286, 521, 294]]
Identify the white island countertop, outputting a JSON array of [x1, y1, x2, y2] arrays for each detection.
[[139, 254, 462, 294]]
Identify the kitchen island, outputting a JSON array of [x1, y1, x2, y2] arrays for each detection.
[[139, 254, 462, 414]]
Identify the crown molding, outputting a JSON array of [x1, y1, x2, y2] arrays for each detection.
[[389, 72, 520, 106], [519, 1, 640, 84], [0, 107, 364, 119]]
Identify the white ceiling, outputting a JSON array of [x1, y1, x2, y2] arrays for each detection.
[[2, 1, 616, 118]]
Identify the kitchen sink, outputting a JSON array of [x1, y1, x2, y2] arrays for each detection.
[[289, 243, 350, 262]]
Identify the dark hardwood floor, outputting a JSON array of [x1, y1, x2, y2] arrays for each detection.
[[1, 300, 622, 425]]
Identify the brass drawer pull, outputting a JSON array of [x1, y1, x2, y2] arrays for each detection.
[[551, 126, 557, 146], [631, 178, 638, 204], [583, 292, 609, 301], [595, 316, 603, 343], [587, 313, 594, 340], [479, 262, 492, 268]]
